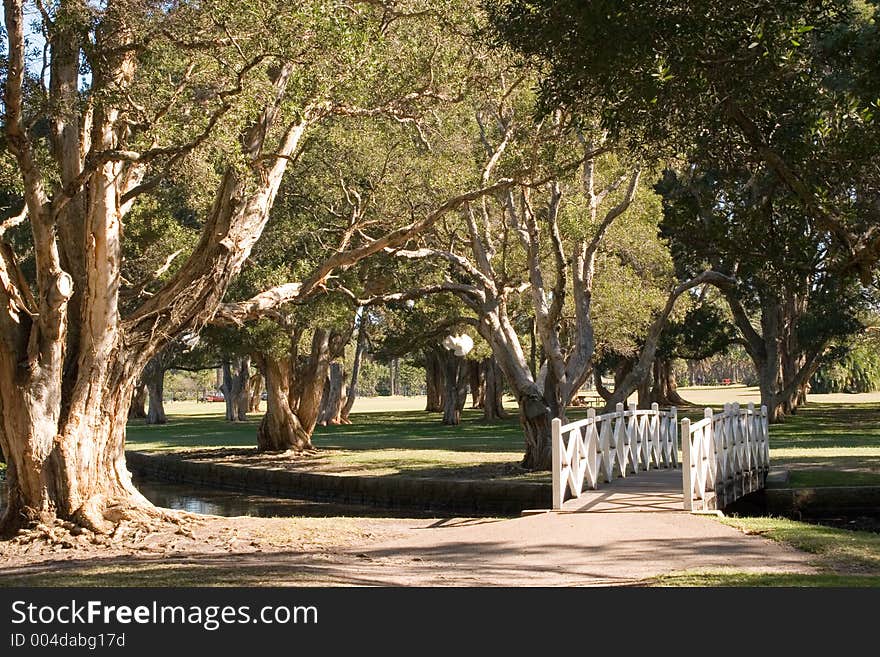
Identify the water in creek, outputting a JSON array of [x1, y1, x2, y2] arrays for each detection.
[[0, 475, 434, 519]]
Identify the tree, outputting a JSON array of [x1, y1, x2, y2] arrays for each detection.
[[486, 1, 880, 283], [0, 0, 508, 533], [378, 73, 731, 468], [657, 167, 868, 419], [811, 322, 880, 393]]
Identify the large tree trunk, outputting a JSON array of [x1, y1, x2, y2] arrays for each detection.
[[425, 347, 445, 412], [650, 358, 687, 406], [220, 356, 250, 422], [128, 383, 147, 420], [340, 316, 368, 422], [256, 329, 335, 451], [143, 359, 167, 426], [256, 355, 312, 452], [482, 358, 507, 421], [0, 3, 317, 535], [470, 359, 486, 409], [247, 373, 263, 413], [440, 349, 468, 425], [518, 394, 552, 470], [318, 362, 348, 425], [0, 348, 152, 534]]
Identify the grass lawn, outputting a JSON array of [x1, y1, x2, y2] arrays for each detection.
[[127, 389, 880, 485], [127, 404, 538, 481], [653, 515, 880, 587], [759, 402, 880, 488]]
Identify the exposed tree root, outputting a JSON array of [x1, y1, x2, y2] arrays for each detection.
[[1, 501, 199, 552]]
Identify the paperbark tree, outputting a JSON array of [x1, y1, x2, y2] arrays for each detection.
[[384, 106, 649, 467], [439, 348, 469, 425], [425, 347, 446, 412], [318, 362, 348, 426], [340, 312, 370, 422], [479, 358, 507, 421], [255, 328, 349, 451], [0, 0, 503, 533], [247, 373, 263, 413], [657, 167, 868, 421], [128, 384, 147, 420], [142, 358, 168, 426], [220, 357, 251, 422]]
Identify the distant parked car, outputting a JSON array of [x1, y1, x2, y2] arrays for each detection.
[[260, 392, 268, 401], [205, 393, 225, 402]]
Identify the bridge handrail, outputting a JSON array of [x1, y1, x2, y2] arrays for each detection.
[[551, 402, 679, 510], [681, 402, 770, 511]]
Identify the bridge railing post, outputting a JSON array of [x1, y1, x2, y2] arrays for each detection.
[[552, 418, 563, 510], [627, 401, 638, 474], [681, 417, 693, 511], [670, 406, 678, 468], [615, 402, 626, 477], [704, 407, 716, 494]]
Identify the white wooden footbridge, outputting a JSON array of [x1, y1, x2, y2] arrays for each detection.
[[551, 402, 770, 513]]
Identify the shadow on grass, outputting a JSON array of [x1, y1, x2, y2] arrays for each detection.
[[127, 409, 527, 453], [164, 447, 543, 482]]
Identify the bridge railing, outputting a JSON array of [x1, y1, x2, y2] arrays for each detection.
[[551, 402, 678, 510], [681, 403, 770, 511]]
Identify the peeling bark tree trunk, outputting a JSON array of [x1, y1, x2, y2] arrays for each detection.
[[470, 360, 486, 409], [0, 14, 318, 534], [340, 317, 368, 423], [482, 358, 507, 421], [318, 362, 347, 425], [220, 357, 250, 422], [650, 359, 687, 406], [440, 349, 468, 425], [256, 355, 311, 451], [518, 394, 552, 470], [144, 360, 167, 426], [256, 329, 338, 451], [128, 384, 147, 420], [247, 373, 263, 413], [425, 347, 445, 413]]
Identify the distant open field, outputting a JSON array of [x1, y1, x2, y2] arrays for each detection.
[[159, 385, 880, 417]]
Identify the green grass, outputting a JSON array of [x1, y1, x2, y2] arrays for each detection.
[[127, 407, 526, 453], [652, 572, 880, 587], [786, 470, 880, 487], [760, 402, 880, 487], [126, 407, 541, 481], [653, 515, 880, 587], [127, 397, 880, 484]]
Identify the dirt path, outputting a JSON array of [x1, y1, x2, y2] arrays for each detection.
[[340, 511, 815, 585], [0, 508, 814, 586]]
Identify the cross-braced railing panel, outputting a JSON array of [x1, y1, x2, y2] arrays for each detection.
[[681, 403, 770, 511], [552, 402, 679, 510]]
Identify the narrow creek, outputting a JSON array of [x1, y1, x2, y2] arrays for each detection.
[[0, 475, 434, 519]]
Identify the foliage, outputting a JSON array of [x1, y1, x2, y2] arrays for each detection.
[[486, 0, 880, 281], [811, 330, 880, 393]]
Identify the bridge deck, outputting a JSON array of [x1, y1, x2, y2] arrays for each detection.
[[557, 468, 687, 513]]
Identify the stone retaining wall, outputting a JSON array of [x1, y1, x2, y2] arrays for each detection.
[[126, 451, 551, 516]]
